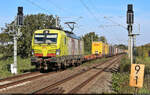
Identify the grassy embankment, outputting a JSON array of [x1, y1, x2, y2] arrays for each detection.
[[112, 55, 150, 94], [0, 54, 35, 79]]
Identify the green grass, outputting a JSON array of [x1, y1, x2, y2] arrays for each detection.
[[112, 55, 150, 94], [0, 55, 35, 79], [0, 54, 3, 58]]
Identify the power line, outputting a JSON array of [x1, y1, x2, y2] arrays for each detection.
[[79, 0, 100, 23], [26, 0, 52, 14], [87, 0, 128, 45], [104, 16, 127, 30], [45, 0, 73, 15]]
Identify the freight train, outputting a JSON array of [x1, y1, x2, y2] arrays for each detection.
[[31, 28, 125, 71], [92, 41, 124, 56]]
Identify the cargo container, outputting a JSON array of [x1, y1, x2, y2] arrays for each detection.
[[104, 43, 109, 55], [92, 41, 105, 55]]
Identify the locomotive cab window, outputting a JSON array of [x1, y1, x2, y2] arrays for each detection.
[[46, 34, 58, 44], [34, 34, 44, 44], [34, 33, 58, 44]]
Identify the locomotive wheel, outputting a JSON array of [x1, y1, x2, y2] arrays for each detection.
[[35, 64, 39, 71], [75, 60, 79, 67], [61, 62, 66, 70], [56, 63, 61, 71], [40, 68, 45, 73]]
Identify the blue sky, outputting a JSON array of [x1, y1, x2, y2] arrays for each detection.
[[0, 0, 150, 46]]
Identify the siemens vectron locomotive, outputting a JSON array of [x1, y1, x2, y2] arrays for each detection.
[[31, 29, 84, 71]]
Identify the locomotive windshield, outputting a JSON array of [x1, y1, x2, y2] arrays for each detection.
[[46, 34, 57, 44], [34, 33, 57, 44], [34, 34, 45, 44]]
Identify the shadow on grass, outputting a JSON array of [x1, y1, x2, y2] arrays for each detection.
[[0, 55, 12, 61], [20, 68, 37, 73]]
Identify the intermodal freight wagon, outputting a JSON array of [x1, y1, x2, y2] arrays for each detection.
[[92, 41, 124, 56]]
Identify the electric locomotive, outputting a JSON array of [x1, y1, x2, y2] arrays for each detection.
[[31, 29, 84, 71]]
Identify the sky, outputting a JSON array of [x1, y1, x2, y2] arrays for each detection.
[[0, 0, 150, 46]]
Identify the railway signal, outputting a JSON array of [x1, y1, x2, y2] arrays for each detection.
[[127, 4, 134, 24], [10, 7, 24, 74], [127, 4, 134, 64], [127, 4, 144, 93], [17, 7, 24, 26]]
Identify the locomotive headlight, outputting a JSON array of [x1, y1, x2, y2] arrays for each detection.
[[56, 49, 60, 55], [32, 50, 34, 55]]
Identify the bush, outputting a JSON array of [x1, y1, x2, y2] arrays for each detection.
[[112, 55, 150, 94], [0, 56, 35, 78], [119, 56, 130, 73]]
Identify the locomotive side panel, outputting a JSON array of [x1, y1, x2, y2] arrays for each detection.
[[80, 40, 84, 55], [74, 39, 79, 55]]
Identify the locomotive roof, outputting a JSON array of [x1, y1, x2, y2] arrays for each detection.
[[65, 32, 80, 40], [48, 28, 81, 40], [34, 28, 81, 40]]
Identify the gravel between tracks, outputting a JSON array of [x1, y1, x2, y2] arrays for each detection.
[[79, 62, 120, 94], [0, 56, 120, 94]]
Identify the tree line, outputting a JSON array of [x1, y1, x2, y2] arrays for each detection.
[[0, 13, 128, 58]]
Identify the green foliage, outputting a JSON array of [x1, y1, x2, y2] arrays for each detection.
[[119, 56, 130, 73], [112, 73, 128, 93], [0, 33, 13, 56], [138, 88, 150, 94], [0, 14, 57, 58], [136, 44, 150, 57], [112, 55, 150, 94], [0, 56, 35, 79], [82, 32, 107, 55], [114, 44, 128, 50], [99, 36, 107, 43]]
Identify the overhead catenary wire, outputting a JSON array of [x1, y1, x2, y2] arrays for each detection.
[[86, 0, 128, 45], [104, 16, 127, 30], [45, 0, 74, 15], [26, 0, 83, 31], [26, 0, 52, 14], [79, 0, 100, 23]]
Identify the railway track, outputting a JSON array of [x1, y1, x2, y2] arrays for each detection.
[[0, 71, 40, 82], [69, 57, 121, 94], [33, 55, 123, 94], [0, 71, 58, 91], [0, 56, 111, 92]]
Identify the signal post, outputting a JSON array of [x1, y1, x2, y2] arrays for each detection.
[[127, 4, 145, 93], [10, 7, 23, 75]]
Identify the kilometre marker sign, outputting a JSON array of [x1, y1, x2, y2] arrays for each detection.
[[129, 64, 145, 88]]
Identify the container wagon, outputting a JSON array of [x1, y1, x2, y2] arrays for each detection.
[[92, 41, 105, 55]]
